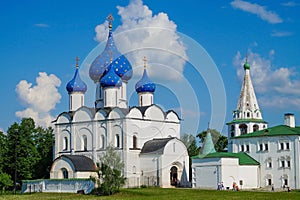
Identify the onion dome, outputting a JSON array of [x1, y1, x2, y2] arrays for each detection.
[[66, 57, 87, 93], [102, 55, 133, 81], [89, 14, 121, 83], [135, 57, 156, 93], [244, 55, 250, 70], [100, 61, 122, 88]]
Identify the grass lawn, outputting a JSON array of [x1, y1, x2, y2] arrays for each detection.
[[0, 188, 299, 200]]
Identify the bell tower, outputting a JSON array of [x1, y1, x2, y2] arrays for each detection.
[[227, 56, 267, 152]]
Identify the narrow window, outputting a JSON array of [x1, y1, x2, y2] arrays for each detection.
[[281, 160, 285, 168], [115, 134, 120, 148], [173, 143, 176, 152], [133, 135, 137, 149], [280, 143, 284, 150], [101, 135, 105, 148], [246, 144, 250, 152], [265, 143, 268, 151], [286, 143, 290, 150], [82, 135, 87, 151], [241, 145, 244, 152], [284, 179, 288, 186], [268, 179, 272, 186], [63, 137, 68, 151], [259, 143, 263, 151], [287, 160, 291, 168]]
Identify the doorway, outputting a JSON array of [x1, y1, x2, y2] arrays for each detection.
[[170, 166, 178, 186]]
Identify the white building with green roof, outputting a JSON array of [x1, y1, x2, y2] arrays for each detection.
[[192, 131, 260, 189], [193, 59, 300, 190], [231, 114, 300, 189]]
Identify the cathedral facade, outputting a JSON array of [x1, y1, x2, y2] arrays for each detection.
[[49, 15, 189, 188]]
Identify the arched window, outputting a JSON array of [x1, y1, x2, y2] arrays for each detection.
[[63, 137, 68, 151], [115, 134, 120, 148], [133, 135, 137, 149], [61, 168, 68, 179], [253, 124, 259, 132], [239, 124, 248, 135], [82, 135, 87, 151]]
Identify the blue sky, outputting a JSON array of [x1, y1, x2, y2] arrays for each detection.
[[0, 0, 299, 137]]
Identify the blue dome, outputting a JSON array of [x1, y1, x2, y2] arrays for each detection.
[[100, 63, 122, 88], [135, 69, 156, 93], [66, 67, 87, 93], [89, 30, 121, 83], [102, 55, 133, 81]]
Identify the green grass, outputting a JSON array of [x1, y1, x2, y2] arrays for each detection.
[[0, 188, 299, 200]]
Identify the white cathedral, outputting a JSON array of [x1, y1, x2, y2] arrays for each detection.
[[192, 58, 300, 190], [49, 15, 189, 188]]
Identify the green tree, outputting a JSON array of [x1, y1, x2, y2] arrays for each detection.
[[0, 131, 6, 172], [181, 133, 199, 181], [33, 126, 54, 179], [97, 145, 126, 195], [3, 118, 40, 184], [197, 129, 228, 152], [0, 172, 13, 194]]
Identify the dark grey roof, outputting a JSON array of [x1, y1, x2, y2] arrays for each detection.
[[141, 138, 175, 154], [134, 105, 152, 115], [62, 155, 96, 172]]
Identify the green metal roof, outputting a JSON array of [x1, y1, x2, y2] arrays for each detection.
[[226, 118, 268, 125], [193, 152, 259, 165], [233, 125, 300, 139], [201, 132, 216, 155]]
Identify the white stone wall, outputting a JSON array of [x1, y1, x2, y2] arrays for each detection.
[[53, 104, 185, 188], [232, 135, 300, 189], [192, 157, 259, 189]]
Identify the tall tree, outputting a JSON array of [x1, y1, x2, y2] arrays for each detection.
[[33, 126, 54, 179], [181, 133, 199, 181], [97, 145, 125, 195], [0, 131, 6, 172], [3, 118, 40, 184], [197, 129, 228, 152]]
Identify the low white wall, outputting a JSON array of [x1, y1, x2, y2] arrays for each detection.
[[21, 179, 94, 194]]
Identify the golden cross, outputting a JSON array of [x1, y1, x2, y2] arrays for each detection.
[[143, 56, 147, 68], [107, 14, 114, 30], [75, 56, 80, 68]]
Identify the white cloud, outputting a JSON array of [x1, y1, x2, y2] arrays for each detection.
[[34, 23, 50, 28], [233, 50, 300, 109], [94, 0, 187, 80], [230, 0, 283, 24], [15, 72, 61, 127], [271, 31, 293, 37]]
